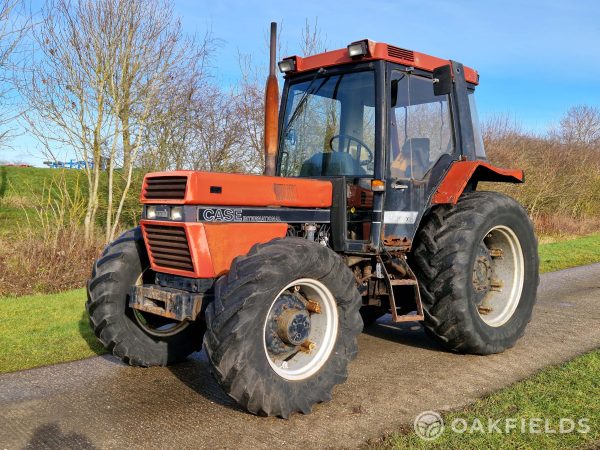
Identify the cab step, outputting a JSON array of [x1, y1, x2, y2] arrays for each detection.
[[380, 257, 425, 323], [389, 279, 417, 286], [392, 312, 425, 322]]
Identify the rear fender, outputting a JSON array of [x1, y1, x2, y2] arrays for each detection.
[[431, 160, 524, 205]]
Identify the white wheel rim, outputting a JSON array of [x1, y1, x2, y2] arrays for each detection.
[[475, 225, 525, 327], [263, 278, 338, 381]]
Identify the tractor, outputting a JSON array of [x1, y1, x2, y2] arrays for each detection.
[[87, 23, 538, 418]]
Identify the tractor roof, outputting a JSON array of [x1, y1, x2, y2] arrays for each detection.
[[284, 40, 479, 85]]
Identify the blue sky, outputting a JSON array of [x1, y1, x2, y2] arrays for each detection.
[[5, 0, 600, 165], [173, 0, 600, 128]]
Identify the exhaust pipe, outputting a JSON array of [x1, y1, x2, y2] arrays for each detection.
[[264, 22, 279, 176]]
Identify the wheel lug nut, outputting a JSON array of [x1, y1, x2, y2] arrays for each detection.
[[300, 340, 316, 353], [478, 305, 493, 315], [490, 279, 503, 291], [489, 248, 503, 258], [306, 300, 321, 314]]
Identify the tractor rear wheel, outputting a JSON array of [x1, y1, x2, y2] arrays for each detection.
[[410, 192, 539, 355], [203, 238, 362, 418], [86, 227, 205, 366]]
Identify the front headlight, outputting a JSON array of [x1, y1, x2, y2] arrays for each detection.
[[146, 205, 157, 219], [170, 206, 183, 221]]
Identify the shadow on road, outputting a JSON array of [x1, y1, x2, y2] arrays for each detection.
[[167, 353, 245, 414], [26, 423, 97, 450], [165, 319, 442, 414], [362, 316, 445, 352]]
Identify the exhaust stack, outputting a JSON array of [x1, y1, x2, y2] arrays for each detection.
[[264, 22, 279, 176]]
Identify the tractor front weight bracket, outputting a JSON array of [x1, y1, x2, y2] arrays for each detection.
[[129, 284, 205, 322]]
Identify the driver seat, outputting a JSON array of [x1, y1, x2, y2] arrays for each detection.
[[300, 152, 365, 177]]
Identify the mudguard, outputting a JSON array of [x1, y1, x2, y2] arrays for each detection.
[[432, 160, 524, 205]]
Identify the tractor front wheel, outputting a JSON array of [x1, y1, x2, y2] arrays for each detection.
[[86, 227, 205, 366], [203, 238, 362, 418], [411, 192, 539, 355]]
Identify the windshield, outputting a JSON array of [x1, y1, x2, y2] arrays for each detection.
[[279, 70, 376, 177]]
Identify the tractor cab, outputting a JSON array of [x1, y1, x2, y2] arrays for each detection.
[[276, 40, 487, 253]]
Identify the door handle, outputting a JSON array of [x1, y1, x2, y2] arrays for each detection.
[[392, 181, 409, 190]]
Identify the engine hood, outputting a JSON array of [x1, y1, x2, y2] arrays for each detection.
[[140, 170, 332, 208]]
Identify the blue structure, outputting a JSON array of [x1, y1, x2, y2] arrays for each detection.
[[44, 159, 95, 169]]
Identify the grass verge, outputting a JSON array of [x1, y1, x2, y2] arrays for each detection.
[[0, 289, 105, 373], [378, 349, 599, 450], [538, 232, 600, 273]]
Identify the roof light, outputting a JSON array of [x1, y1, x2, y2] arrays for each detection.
[[347, 40, 370, 58], [278, 58, 296, 73]]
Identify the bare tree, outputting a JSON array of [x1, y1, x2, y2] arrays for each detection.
[[22, 0, 211, 242], [21, 0, 112, 241], [554, 105, 600, 147], [232, 19, 327, 174], [102, 0, 210, 241], [300, 17, 327, 56], [234, 52, 266, 173], [0, 0, 26, 148]]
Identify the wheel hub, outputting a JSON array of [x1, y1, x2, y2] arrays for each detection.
[[277, 308, 311, 345], [473, 226, 525, 327], [472, 243, 493, 303], [265, 293, 310, 354], [263, 278, 339, 381]]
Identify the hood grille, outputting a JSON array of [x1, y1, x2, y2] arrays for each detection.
[[144, 176, 187, 200], [144, 224, 194, 272]]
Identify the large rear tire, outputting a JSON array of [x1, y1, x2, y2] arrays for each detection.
[[203, 238, 362, 418], [86, 227, 205, 366], [410, 192, 539, 355]]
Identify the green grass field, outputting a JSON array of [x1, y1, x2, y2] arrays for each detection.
[[538, 233, 600, 273], [0, 166, 87, 235], [0, 289, 105, 373], [0, 166, 142, 235]]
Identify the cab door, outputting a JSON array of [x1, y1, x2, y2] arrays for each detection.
[[382, 68, 456, 246]]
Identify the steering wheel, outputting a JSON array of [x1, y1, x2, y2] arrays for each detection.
[[329, 134, 374, 167]]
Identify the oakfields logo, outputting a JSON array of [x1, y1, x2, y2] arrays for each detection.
[[414, 411, 591, 441], [414, 411, 444, 440]]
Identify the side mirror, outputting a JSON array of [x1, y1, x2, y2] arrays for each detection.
[[433, 64, 452, 96]]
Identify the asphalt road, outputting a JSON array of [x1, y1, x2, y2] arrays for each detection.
[[1, 263, 599, 449]]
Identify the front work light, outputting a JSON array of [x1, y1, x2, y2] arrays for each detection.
[[146, 205, 157, 220], [170, 206, 183, 221], [347, 40, 370, 58], [278, 58, 296, 73]]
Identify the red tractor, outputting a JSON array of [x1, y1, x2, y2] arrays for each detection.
[[87, 24, 538, 418]]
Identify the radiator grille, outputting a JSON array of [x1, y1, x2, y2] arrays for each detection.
[[387, 45, 415, 62], [144, 225, 194, 272], [144, 176, 187, 200]]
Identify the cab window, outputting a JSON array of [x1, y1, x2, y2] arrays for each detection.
[[389, 72, 454, 179]]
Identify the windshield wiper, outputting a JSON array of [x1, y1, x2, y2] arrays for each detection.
[[282, 68, 327, 140]]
